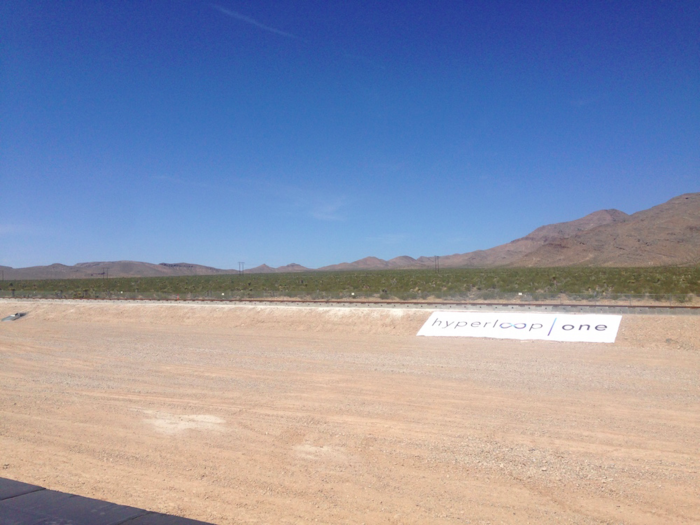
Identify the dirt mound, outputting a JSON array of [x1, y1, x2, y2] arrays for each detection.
[[4, 300, 699, 350], [3, 300, 431, 336]]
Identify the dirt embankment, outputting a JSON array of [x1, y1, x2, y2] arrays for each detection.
[[2, 300, 432, 336], [4, 300, 699, 349]]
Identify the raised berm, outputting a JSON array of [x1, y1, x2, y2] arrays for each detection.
[[3, 301, 430, 337], [3, 300, 699, 351]]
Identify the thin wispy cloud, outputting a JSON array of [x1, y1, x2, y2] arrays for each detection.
[[211, 4, 299, 39], [368, 233, 409, 245], [211, 5, 386, 71], [260, 179, 347, 221], [154, 174, 347, 221], [309, 198, 346, 221], [215, 176, 348, 221]]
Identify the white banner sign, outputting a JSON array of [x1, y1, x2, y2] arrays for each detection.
[[417, 312, 621, 343]]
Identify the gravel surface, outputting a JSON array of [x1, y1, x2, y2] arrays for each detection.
[[0, 300, 698, 524]]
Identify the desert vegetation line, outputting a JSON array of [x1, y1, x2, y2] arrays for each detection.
[[1, 267, 698, 301]]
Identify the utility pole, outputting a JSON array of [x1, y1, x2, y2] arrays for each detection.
[[434, 255, 440, 274], [238, 262, 245, 275]]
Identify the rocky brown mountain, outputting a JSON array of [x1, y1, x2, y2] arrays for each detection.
[[321, 207, 631, 270], [511, 193, 700, 267]]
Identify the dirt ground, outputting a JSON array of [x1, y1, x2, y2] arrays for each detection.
[[0, 300, 698, 524]]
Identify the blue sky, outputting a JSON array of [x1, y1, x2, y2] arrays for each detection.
[[1, 0, 698, 269]]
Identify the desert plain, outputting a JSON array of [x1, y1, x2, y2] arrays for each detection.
[[0, 299, 698, 524]]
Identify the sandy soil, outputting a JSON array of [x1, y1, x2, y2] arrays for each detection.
[[0, 300, 698, 524]]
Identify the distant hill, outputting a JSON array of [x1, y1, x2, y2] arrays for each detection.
[[0, 260, 311, 280], [2, 192, 697, 280], [247, 263, 310, 274], [0, 261, 237, 280]]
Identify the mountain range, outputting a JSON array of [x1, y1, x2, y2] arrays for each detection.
[[2, 192, 698, 280]]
